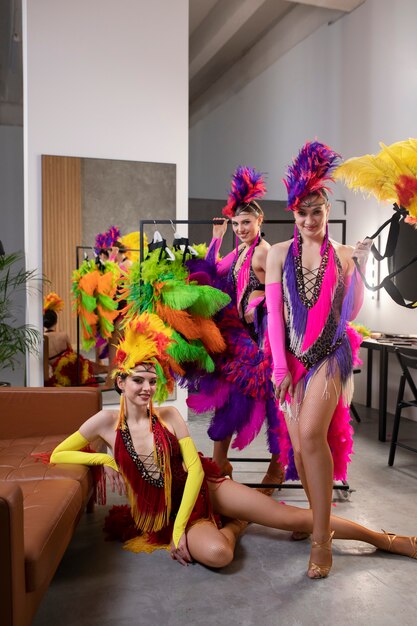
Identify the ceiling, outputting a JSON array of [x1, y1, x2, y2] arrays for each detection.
[[189, 0, 365, 123], [0, 0, 364, 127]]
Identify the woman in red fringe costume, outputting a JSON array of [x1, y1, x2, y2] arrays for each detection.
[[50, 312, 417, 570]]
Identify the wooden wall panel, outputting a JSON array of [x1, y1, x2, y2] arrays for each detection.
[[42, 155, 81, 346]]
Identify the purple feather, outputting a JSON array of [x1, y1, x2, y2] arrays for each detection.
[[284, 141, 341, 211]]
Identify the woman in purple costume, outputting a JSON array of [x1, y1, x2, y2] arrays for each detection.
[[187, 166, 285, 492], [266, 141, 373, 578]]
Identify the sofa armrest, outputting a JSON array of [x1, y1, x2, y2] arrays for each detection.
[[0, 481, 26, 626], [0, 387, 102, 439]]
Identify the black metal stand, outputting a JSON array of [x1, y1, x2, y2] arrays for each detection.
[[228, 457, 352, 498]]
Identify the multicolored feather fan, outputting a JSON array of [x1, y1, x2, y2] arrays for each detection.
[[334, 138, 417, 225]]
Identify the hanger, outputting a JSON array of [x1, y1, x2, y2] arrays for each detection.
[[147, 223, 175, 261], [170, 220, 198, 262]]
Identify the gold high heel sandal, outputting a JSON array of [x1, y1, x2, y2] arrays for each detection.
[[256, 467, 285, 497], [308, 531, 335, 579], [382, 530, 417, 559]]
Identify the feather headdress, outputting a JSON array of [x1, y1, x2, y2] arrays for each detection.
[[119, 231, 148, 263], [284, 141, 341, 211], [94, 226, 121, 254], [334, 138, 417, 225], [113, 312, 175, 404], [222, 166, 266, 218], [43, 292, 64, 314]]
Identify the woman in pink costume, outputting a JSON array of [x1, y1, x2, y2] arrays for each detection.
[[188, 166, 284, 492], [265, 141, 373, 578]]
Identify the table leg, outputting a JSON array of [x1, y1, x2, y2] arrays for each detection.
[[378, 347, 388, 442], [366, 348, 373, 407]]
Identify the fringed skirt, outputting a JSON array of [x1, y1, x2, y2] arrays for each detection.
[[103, 456, 224, 554], [277, 325, 362, 481]]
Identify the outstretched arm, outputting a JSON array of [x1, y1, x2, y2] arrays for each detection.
[[206, 217, 235, 276], [348, 238, 373, 320]]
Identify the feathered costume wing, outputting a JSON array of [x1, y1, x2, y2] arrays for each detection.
[[334, 138, 417, 225], [71, 259, 121, 350], [120, 245, 231, 385]]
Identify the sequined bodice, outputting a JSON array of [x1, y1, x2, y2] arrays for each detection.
[[283, 240, 345, 370], [231, 246, 265, 315]]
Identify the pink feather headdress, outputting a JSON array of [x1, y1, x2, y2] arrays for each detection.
[[222, 166, 266, 218], [284, 141, 341, 211]]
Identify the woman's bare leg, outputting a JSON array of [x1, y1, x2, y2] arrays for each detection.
[[258, 453, 286, 496], [295, 368, 341, 576], [212, 438, 233, 477], [208, 479, 417, 558], [186, 519, 245, 568]]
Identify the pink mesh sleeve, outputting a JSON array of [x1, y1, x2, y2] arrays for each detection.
[[266, 282, 289, 386]]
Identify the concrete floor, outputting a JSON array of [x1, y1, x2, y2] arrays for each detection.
[[33, 405, 417, 626]]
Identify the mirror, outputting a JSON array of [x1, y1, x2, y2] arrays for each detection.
[[42, 155, 176, 388]]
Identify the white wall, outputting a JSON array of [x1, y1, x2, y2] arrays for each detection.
[[189, 0, 417, 413], [23, 0, 189, 413], [0, 126, 25, 385]]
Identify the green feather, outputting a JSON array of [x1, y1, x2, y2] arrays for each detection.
[[161, 281, 201, 310], [187, 286, 231, 317], [80, 291, 97, 312]]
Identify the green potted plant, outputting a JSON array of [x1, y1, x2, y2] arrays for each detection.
[[0, 245, 43, 383]]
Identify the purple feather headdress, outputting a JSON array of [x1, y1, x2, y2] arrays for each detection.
[[284, 141, 341, 211], [94, 226, 121, 254], [222, 166, 266, 218]]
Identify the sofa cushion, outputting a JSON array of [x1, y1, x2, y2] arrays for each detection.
[[0, 387, 102, 439], [20, 479, 83, 592], [0, 436, 93, 502]]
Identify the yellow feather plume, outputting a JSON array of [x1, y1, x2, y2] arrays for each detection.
[[334, 138, 417, 219], [120, 231, 148, 263], [114, 312, 172, 375]]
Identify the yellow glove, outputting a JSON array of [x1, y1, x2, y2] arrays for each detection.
[[50, 431, 118, 471], [172, 436, 204, 548]]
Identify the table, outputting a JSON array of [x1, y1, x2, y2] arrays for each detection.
[[361, 338, 417, 442]]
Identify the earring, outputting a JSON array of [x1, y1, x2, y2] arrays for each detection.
[[293, 224, 300, 256], [320, 221, 329, 256]]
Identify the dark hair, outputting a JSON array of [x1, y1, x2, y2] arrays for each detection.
[[99, 247, 109, 258], [43, 309, 58, 329], [235, 201, 264, 217], [113, 241, 127, 253], [114, 373, 126, 395]]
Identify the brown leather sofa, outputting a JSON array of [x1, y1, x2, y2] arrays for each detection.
[[0, 386, 102, 626]]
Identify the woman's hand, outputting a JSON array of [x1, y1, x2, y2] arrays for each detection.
[[273, 371, 294, 405], [352, 238, 373, 269], [170, 533, 193, 566], [212, 217, 228, 239], [104, 466, 126, 495]]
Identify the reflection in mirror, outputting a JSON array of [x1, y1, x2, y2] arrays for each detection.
[[42, 155, 176, 390]]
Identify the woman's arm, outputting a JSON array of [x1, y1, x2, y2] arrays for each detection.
[[265, 244, 293, 403], [162, 407, 205, 565], [206, 218, 236, 276], [338, 239, 372, 321], [50, 410, 118, 470]]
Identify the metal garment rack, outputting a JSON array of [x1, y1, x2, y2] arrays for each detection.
[[139, 219, 352, 498]]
